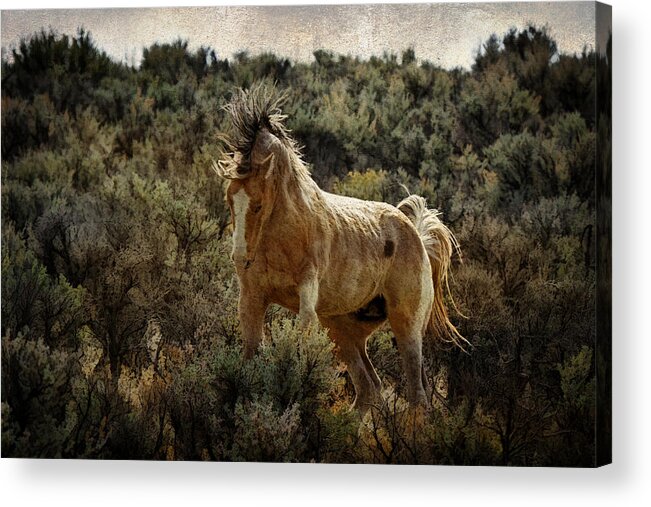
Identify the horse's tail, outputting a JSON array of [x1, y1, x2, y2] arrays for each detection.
[[397, 194, 469, 352]]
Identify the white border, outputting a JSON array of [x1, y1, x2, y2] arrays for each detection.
[[1, 0, 650, 505]]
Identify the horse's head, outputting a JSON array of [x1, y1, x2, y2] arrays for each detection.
[[213, 84, 307, 268], [216, 126, 290, 268]]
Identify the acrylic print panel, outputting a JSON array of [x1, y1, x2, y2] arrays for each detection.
[[0, 2, 611, 466]]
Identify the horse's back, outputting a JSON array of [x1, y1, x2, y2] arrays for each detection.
[[322, 191, 412, 234]]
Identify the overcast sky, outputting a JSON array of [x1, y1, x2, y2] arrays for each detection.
[[1, 2, 598, 69]]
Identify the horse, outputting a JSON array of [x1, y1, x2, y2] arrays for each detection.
[[214, 85, 466, 411]]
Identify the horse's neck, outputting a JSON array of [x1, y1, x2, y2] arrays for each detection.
[[282, 168, 320, 203], [274, 174, 326, 226]]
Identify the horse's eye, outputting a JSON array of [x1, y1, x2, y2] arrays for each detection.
[[253, 204, 262, 214]]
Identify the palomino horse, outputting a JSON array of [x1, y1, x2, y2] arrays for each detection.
[[214, 86, 466, 411]]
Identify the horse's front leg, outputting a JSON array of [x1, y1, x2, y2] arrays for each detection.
[[297, 273, 319, 328], [238, 287, 268, 359]]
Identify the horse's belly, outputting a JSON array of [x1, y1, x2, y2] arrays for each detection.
[[258, 240, 390, 317], [261, 267, 382, 316], [270, 290, 301, 314], [316, 263, 386, 316]]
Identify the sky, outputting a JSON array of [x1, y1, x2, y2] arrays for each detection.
[[1, 1, 598, 69]]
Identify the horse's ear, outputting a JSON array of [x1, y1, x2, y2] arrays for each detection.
[[252, 128, 284, 164], [253, 129, 280, 159], [253, 128, 293, 183]]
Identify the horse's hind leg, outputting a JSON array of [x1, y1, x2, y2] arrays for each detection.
[[319, 314, 382, 412], [384, 257, 432, 407], [387, 313, 428, 406]]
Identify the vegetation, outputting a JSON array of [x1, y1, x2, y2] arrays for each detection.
[[1, 26, 609, 465]]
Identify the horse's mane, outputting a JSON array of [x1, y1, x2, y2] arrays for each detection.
[[218, 84, 304, 172], [216, 84, 315, 207]]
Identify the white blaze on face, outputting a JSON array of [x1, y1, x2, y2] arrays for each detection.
[[232, 188, 250, 261]]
